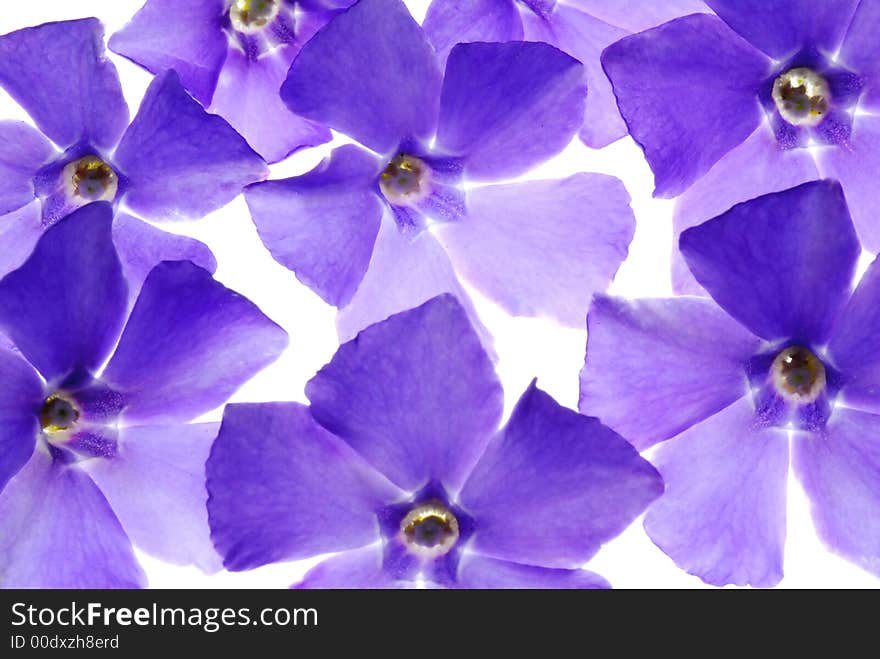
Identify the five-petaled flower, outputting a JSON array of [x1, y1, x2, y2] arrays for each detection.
[[0, 202, 287, 588], [581, 180, 880, 587], [207, 294, 663, 588]]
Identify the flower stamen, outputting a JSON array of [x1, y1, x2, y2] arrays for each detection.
[[40, 394, 80, 433], [772, 67, 830, 127], [379, 154, 431, 205], [399, 500, 459, 558], [771, 346, 826, 403], [63, 156, 118, 202], [229, 0, 280, 33]]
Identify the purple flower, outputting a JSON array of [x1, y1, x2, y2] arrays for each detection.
[[207, 294, 662, 588], [0, 18, 266, 278], [424, 0, 707, 148], [245, 0, 635, 341], [110, 1, 339, 163], [601, 0, 880, 292], [580, 180, 880, 587], [0, 202, 287, 588]]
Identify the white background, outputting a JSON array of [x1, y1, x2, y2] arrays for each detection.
[[1, 0, 876, 589]]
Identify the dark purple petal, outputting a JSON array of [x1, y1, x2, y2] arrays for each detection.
[[0, 19, 128, 150], [307, 295, 503, 492], [244, 145, 383, 307], [296, 546, 412, 589], [580, 295, 759, 450], [828, 256, 880, 414], [0, 451, 145, 588], [0, 202, 127, 382], [645, 397, 789, 587], [0, 121, 54, 215], [705, 0, 859, 59], [111, 212, 217, 300], [109, 0, 228, 106], [85, 423, 222, 572], [454, 554, 609, 589], [680, 180, 860, 344], [601, 14, 769, 198], [838, 0, 880, 112], [792, 408, 880, 579], [672, 125, 819, 294], [211, 47, 331, 164], [565, 0, 708, 32], [207, 403, 400, 571], [114, 70, 268, 222], [0, 202, 43, 279], [815, 115, 880, 253], [436, 41, 586, 181], [434, 173, 634, 327], [0, 347, 41, 493], [281, 0, 442, 153], [334, 217, 490, 351], [460, 383, 662, 568], [101, 261, 286, 424], [423, 0, 523, 67]]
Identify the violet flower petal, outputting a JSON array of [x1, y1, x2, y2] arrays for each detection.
[[111, 212, 217, 300], [580, 295, 760, 451], [114, 70, 268, 222], [423, 0, 523, 67], [680, 180, 860, 344], [0, 203, 127, 382], [245, 145, 383, 308], [0, 450, 145, 588], [84, 423, 222, 573], [0, 121, 54, 215], [565, 0, 707, 33], [838, 0, 880, 112], [280, 0, 442, 154], [815, 115, 880, 253], [828, 256, 880, 414], [207, 403, 400, 572], [601, 14, 769, 198], [0, 347, 41, 492], [459, 383, 662, 568], [705, 0, 860, 59], [436, 41, 586, 181], [644, 397, 789, 588], [296, 546, 411, 589], [434, 173, 634, 327], [307, 295, 503, 492], [102, 260, 287, 425], [455, 554, 609, 589], [792, 408, 880, 579], [0, 18, 128, 150], [210, 47, 331, 164], [0, 202, 42, 279], [672, 126, 819, 295], [108, 0, 228, 106]]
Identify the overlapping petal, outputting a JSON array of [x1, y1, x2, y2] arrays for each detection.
[[0, 121, 54, 215], [423, 0, 523, 67], [296, 546, 411, 589], [0, 348, 41, 493], [454, 554, 609, 589], [838, 0, 880, 112], [566, 0, 707, 33]]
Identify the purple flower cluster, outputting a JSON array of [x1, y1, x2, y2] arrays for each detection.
[[1, 0, 879, 590]]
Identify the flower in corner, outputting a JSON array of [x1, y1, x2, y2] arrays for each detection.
[[0, 202, 288, 588], [207, 294, 662, 588], [110, 0, 340, 163], [0, 18, 267, 277], [601, 0, 880, 292], [245, 0, 636, 343], [581, 179, 880, 587]]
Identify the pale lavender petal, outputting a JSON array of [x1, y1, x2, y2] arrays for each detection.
[[434, 173, 634, 327], [308, 295, 503, 492], [0, 347, 41, 493], [645, 397, 789, 587], [0, 202, 43, 279], [565, 0, 708, 32], [838, 0, 880, 112], [0, 121, 54, 215], [454, 554, 609, 589], [296, 546, 412, 589], [423, 0, 523, 67]]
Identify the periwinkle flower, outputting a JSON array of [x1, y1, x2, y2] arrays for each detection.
[[0, 18, 266, 277], [424, 0, 707, 148], [110, 0, 341, 163], [580, 180, 880, 587], [246, 0, 635, 341], [0, 202, 287, 587], [601, 0, 880, 292], [207, 294, 662, 588]]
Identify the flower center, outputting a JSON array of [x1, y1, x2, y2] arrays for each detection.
[[771, 346, 826, 403], [40, 394, 80, 433], [63, 155, 118, 202], [379, 154, 431, 205], [400, 501, 459, 558], [772, 68, 830, 127], [229, 0, 280, 33]]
